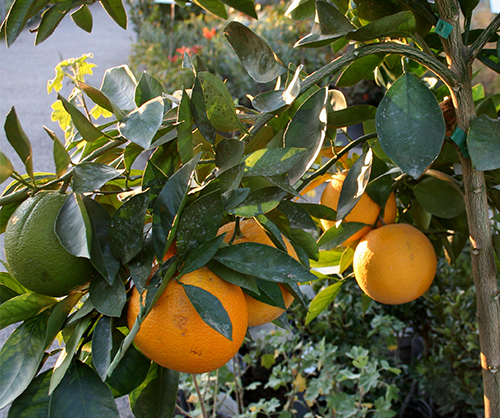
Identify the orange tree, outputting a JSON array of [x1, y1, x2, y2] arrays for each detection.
[[1, 0, 500, 417]]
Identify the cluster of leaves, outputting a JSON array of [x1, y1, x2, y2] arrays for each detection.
[[1, 0, 500, 416]]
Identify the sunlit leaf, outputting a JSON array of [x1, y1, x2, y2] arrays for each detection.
[[230, 186, 287, 217], [244, 148, 306, 177], [346, 11, 415, 41], [57, 94, 104, 142], [0, 293, 56, 330], [72, 162, 121, 193], [100, 65, 137, 113], [305, 281, 343, 324], [0, 152, 15, 184]]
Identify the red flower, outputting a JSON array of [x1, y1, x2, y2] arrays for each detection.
[[203, 27, 216, 40]]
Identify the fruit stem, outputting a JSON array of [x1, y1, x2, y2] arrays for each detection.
[[192, 374, 208, 418]]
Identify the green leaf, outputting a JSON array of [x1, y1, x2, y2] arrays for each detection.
[[277, 200, 316, 230], [181, 235, 226, 275], [130, 364, 179, 418], [109, 190, 150, 264], [346, 11, 415, 41], [0, 312, 49, 409], [77, 81, 126, 119], [224, 21, 286, 83], [284, 88, 328, 184], [135, 72, 164, 107], [46, 293, 82, 346], [92, 316, 114, 381], [35, 0, 73, 45], [191, 78, 216, 144], [215, 138, 245, 173], [337, 55, 385, 88], [71, 4, 93, 33], [327, 105, 377, 129], [337, 149, 373, 221], [244, 148, 306, 177], [230, 186, 287, 217], [90, 275, 127, 317], [192, 0, 227, 19], [72, 162, 121, 193], [83, 197, 121, 285], [177, 91, 194, 164], [206, 260, 259, 292], [317, 222, 368, 250], [100, 65, 137, 113], [152, 155, 201, 259], [214, 242, 318, 283], [182, 283, 233, 340], [55, 193, 92, 259], [376, 73, 445, 179], [298, 202, 337, 221], [49, 315, 92, 395], [3, 0, 49, 47], [4, 107, 33, 180], [413, 176, 465, 219], [0, 293, 56, 330], [57, 94, 104, 142], [468, 114, 500, 171], [198, 72, 247, 132], [176, 190, 223, 256], [0, 151, 15, 184], [222, 0, 256, 17], [305, 281, 343, 324], [0, 272, 29, 296], [99, 0, 127, 29], [285, 0, 316, 20], [44, 128, 71, 177], [7, 369, 52, 418], [118, 96, 164, 149], [49, 360, 120, 418], [458, 0, 480, 19]]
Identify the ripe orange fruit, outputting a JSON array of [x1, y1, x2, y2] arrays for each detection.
[[127, 266, 248, 374], [353, 223, 437, 305], [4, 191, 97, 297], [320, 170, 397, 245], [217, 219, 297, 327]]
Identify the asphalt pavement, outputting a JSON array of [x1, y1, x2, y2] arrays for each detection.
[[0, 4, 135, 416]]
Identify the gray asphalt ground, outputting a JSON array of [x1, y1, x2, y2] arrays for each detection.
[[0, 4, 135, 416]]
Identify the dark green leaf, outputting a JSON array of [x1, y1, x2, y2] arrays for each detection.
[[0, 272, 29, 296], [290, 228, 319, 261], [346, 11, 415, 41], [100, 65, 137, 113], [224, 21, 286, 83], [57, 94, 104, 142], [221, 188, 250, 212], [92, 316, 114, 381], [337, 150, 373, 221], [177, 91, 194, 164], [0, 293, 56, 330], [49, 360, 120, 418], [244, 148, 306, 177], [109, 190, 150, 264], [90, 275, 127, 317], [458, 0, 480, 19], [4, 107, 33, 180], [0, 285, 18, 304], [35, 0, 73, 45], [376, 73, 445, 179], [207, 260, 259, 292], [130, 364, 179, 418], [118, 97, 164, 149], [277, 200, 316, 230], [181, 234, 226, 275], [44, 127, 71, 177], [135, 72, 164, 107], [191, 78, 216, 144], [328, 105, 377, 129], [337, 54, 385, 87], [77, 81, 126, 119], [245, 279, 286, 308], [192, 0, 227, 18], [83, 197, 121, 285], [284, 88, 328, 184], [0, 312, 49, 409], [72, 162, 121, 193], [183, 283, 233, 340], [71, 4, 93, 33], [317, 222, 368, 250], [413, 176, 465, 219], [55, 193, 92, 258], [230, 186, 287, 217], [0, 152, 14, 184], [468, 114, 500, 171], [7, 369, 52, 418], [128, 232, 156, 294], [46, 293, 82, 346], [298, 202, 337, 221], [215, 138, 245, 173], [214, 242, 317, 283], [99, 0, 127, 28], [305, 281, 343, 324], [3, 0, 49, 46], [285, 0, 315, 20], [222, 0, 257, 18]]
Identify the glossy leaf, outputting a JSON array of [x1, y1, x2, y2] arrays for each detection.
[[207, 260, 259, 292], [55, 193, 92, 258], [277, 200, 316, 230], [181, 235, 226, 275], [285, 0, 315, 20], [337, 54, 386, 88], [130, 365, 179, 418], [57, 94, 103, 142], [198, 72, 247, 132], [230, 186, 287, 217], [83, 197, 120, 285], [72, 162, 121, 193], [100, 65, 137, 113], [0, 272, 29, 296], [0, 312, 49, 409], [49, 360, 120, 418], [376, 73, 445, 179], [192, 0, 227, 18], [214, 242, 318, 283], [3, 0, 50, 46], [35, 0, 73, 45], [92, 316, 114, 381], [191, 78, 216, 144], [305, 281, 343, 324], [224, 21, 286, 83], [346, 11, 415, 41], [0, 152, 14, 184], [468, 114, 500, 171], [71, 4, 93, 33], [183, 283, 233, 340], [327, 105, 377, 129], [109, 190, 150, 264], [298, 202, 337, 221], [245, 279, 286, 308], [222, 187, 250, 212], [7, 369, 52, 418], [100, 0, 127, 29], [413, 176, 465, 219], [46, 293, 82, 347], [176, 190, 223, 256], [244, 147, 306, 177], [215, 138, 245, 173], [77, 81, 126, 119], [44, 128, 71, 177], [135, 72, 164, 107], [4, 107, 33, 179], [317, 222, 367, 250], [90, 275, 127, 317], [177, 91, 194, 164], [284, 87, 328, 184], [222, 0, 257, 18], [0, 293, 56, 330], [119, 96, 164, 149]]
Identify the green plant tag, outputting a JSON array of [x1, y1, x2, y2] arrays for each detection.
[[435, 19, 453, 39], [451, 126, 469, 158]]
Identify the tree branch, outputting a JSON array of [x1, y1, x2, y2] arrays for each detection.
[[469, 13, 500, 60]]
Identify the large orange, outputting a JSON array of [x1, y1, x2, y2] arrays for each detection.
[[127, 266, 248, 374], [320, 170, 397, 246], [353, 223, 437, 305], [217, 219, 297, 327]]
